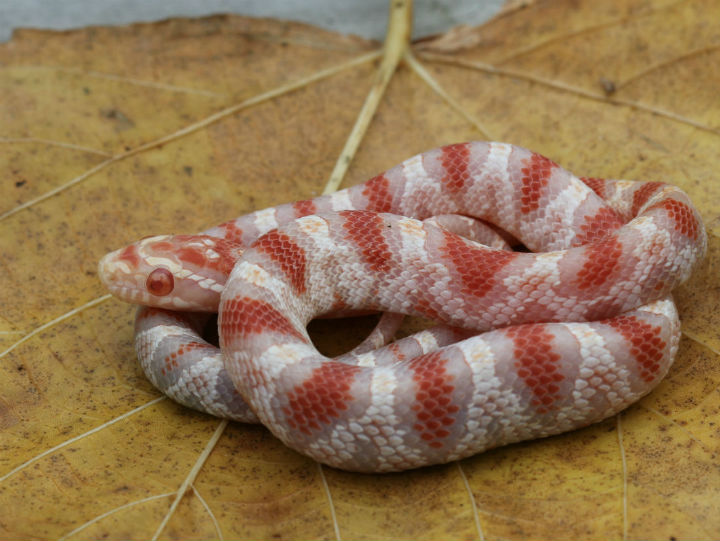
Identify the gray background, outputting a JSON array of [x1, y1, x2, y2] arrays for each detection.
[[0, 0, 505, 43]]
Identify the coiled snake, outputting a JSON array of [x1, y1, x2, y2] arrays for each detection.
[[99, 142, 705, 472]]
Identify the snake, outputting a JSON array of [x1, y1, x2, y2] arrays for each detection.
[[98, 141, 706, 472]]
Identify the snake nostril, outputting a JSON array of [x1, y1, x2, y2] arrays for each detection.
[[146, 267, 174, 296]]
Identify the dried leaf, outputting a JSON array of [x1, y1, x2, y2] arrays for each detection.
[[1, 1, 719, 539]]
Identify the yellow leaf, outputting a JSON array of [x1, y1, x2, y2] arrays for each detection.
[[1, 1, 719, 539]]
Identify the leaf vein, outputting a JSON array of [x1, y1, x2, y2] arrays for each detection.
[[418, 52, 720, 138], [0, 396, 166, 484]]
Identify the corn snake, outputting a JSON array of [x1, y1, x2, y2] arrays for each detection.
[[99, 141, 705, 472]]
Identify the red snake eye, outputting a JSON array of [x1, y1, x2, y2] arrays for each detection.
[[146, 268, 174, 296]]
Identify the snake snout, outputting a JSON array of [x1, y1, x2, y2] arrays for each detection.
[[98, 248, 142, 301], [97, 251, 117, 290]]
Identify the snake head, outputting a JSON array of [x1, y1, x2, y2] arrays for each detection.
[[98, 234, 243, 311]]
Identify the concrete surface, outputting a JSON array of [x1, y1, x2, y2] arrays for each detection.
[[0, 0, 504, 43]]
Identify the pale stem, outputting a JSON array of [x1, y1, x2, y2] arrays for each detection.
[[322, 0, 413, 194]]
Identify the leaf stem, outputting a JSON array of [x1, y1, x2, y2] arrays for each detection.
[[322, 0, 413, 194]]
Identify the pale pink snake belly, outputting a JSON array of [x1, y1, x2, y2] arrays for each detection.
[[99, 142, 706, 472]]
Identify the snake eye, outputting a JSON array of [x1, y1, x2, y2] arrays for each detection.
[[146, 268, 174, 296]]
